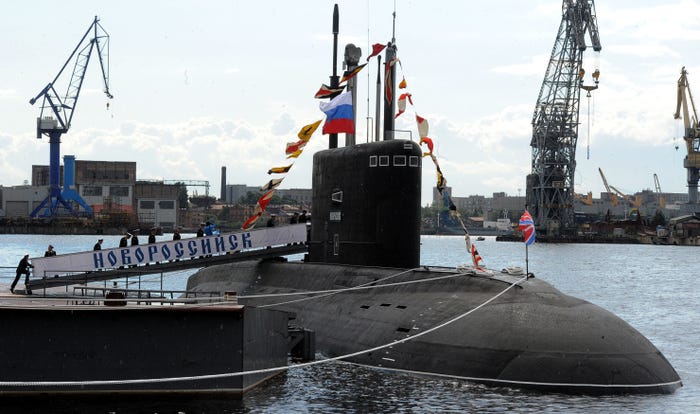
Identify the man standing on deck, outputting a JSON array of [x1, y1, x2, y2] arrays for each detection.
[[119, 233, 131, 248], [44, 245, 56, 257], [94, 239, 103, 251], [131, 229, 140, 246], [148, 228, 157, 244], [148, 228, 159, 265], [11, 255, 33, 294]]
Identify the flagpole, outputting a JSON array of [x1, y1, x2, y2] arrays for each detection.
[[519, 207, 535, 278], [329, 4, 340, 149], [525, 244, 529, 277]]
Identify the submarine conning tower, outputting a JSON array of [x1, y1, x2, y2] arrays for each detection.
[[308, 139, 422, 268]]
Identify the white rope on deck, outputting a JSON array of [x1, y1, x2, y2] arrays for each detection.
[[0, 273, 681, 390], [0, 275, 527, 388]]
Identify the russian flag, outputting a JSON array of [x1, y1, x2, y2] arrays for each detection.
[[320, 91, 355, 134]]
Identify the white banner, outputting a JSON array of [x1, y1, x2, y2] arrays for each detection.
[[31, 224, 307, 277]]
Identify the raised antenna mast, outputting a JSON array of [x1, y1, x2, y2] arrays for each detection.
[[383, 2, 397, 140], [329, 4, 340, 149], [391, 0, 396, 44]]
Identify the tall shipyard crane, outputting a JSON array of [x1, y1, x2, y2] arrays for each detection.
[[674, 67, 700, 205], [29, 16, 113, 218], [526, 0, 601, 235]]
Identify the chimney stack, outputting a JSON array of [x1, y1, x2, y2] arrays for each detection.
[[220, 166, 227, 201]]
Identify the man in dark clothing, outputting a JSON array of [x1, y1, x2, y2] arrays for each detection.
[[290, 212, 299, 224], [196, 224, 205, 237], [148, 228, 159, 265], [131, 230, 140, 246], [148, 228, 157, 244], [266, 214, 277, 227], [44, 245, 56, 257], [299, 210, 308, 223], [94, 239, 103, 251], [119, 233, 131, 248], [11, 255, 33, 294], [171, 228, 182, 262]]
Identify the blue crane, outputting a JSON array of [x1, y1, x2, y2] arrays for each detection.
[[29, 16, 113, 218]]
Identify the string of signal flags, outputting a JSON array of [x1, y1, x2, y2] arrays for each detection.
[[241, 41, 485, 269]]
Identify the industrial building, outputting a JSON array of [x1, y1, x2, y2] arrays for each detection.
[[1, 159, 180, 230]]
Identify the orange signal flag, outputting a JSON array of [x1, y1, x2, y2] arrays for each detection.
[[366, 43, 387, 61], [285, 140, 307, 156], [257, 189, 276, 211], [286, 149, 303, 159], [241, 212, 262, 230], [268, 164, 292, 174], [384, 58, 398, 103], [399, 77, 407, 89], [471, 244, 485, 269], [419, 137, 434, 155]]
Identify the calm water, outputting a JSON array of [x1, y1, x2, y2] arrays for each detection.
[[0, 234, 698, 413]]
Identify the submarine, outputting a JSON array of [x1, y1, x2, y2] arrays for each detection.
[[187, 5, 680, 394], [187, 139, 681, 394]]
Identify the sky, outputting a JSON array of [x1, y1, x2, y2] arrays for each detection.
[[1, 0, 699, 206]]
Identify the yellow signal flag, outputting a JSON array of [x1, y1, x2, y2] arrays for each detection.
[[268, 164, 292, 174], [298, 120, 322, 142]]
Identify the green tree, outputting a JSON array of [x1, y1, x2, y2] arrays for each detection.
[[240, 191, 260, 205], [650, 210, 667, 227], [240, 191, 293, 206]]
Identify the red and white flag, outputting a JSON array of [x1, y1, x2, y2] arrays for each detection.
[[416, 114, 429, 138]]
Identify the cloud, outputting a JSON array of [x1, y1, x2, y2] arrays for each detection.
[[0, 89, 18, 99], [492, 54, 550, 77], [600, 1, 700, 42], [608, 43, 680, 59], [270, 113, 295, 135]]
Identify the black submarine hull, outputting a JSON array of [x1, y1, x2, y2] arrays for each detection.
[[187, 260, 681, 394], [187, 139, 680, 393]]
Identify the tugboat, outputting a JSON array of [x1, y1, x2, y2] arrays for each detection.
[[187, 5, 681, 394]]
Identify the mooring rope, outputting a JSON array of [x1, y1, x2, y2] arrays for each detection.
[[254, 267, 458, 308], [0, 267, 457, 307], [0, 274, 527, 388], [173, 267, 469, 309], [0, 273, 680, 390]]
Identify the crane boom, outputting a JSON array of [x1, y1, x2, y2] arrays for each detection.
[[597, 168, 618, 207], [673, 67, 700, 204], [29, 16, 113, 218], [526, 0, 602, 235], [653, 173, 665, 209]]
